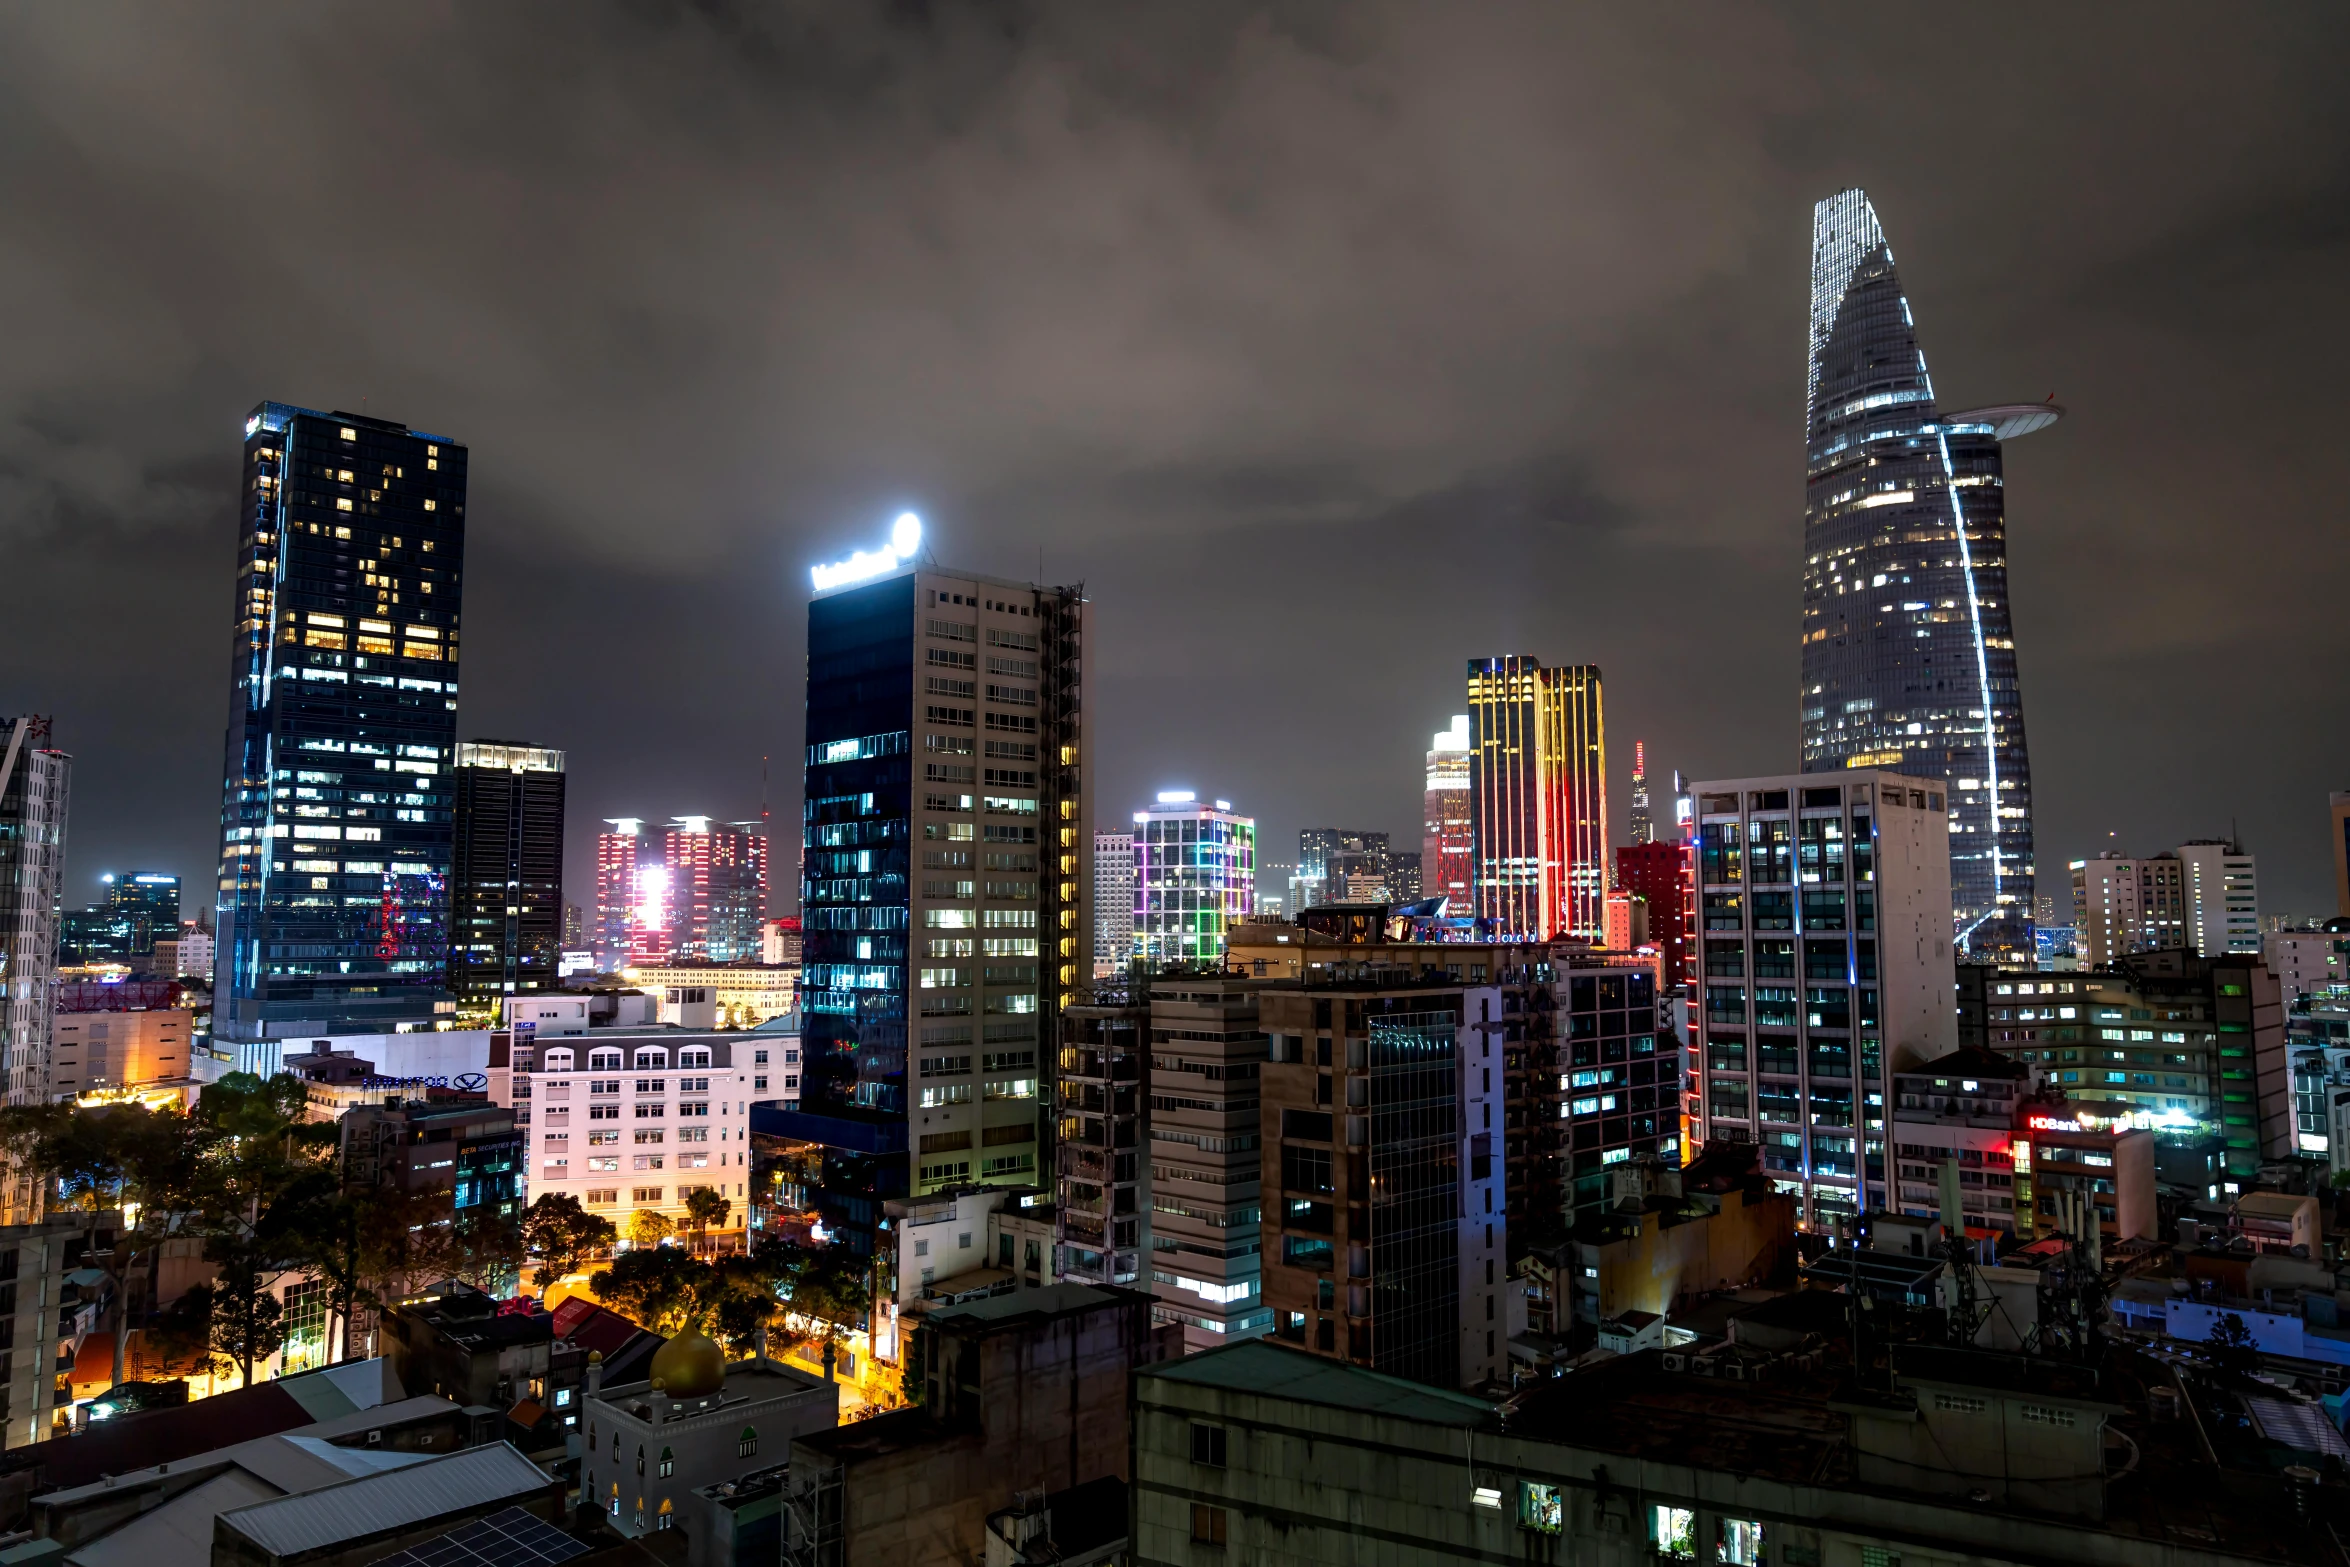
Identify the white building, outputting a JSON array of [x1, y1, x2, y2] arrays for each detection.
[[2071, 852, 2186, 967], [493, 1030, 756, 1233], [0, 721, 70, 1105], [581, 1339, 837, 1540], [1686, 770, 1956, 1230], [231, 1028, 491, 1084], [1092, 831, 1134, 978], [2177, 839, 2259, 957], [2267, 925, 2350, 1007]]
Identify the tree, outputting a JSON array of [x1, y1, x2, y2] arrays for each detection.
[[629, 1209, 677, 1250], [523, 1193, 617, 1291], [590, 1246, 712, 1335], [709, 1247, 793, 1353], [205, 1228, 288, 1387], [780, 1243, 871, 1383], [144, 1282, 225, 1380], [2207, 1312, 2261, 1374], [683, 1187, 732, 1251]]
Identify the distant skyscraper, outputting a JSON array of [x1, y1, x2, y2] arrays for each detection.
[[213, 403, 465, 1046], [0, 717, 70, 1103], [105, 874, 180, 959], [792, 553, 1088, 1251], [1093, 830, 1135, 977], [1297, 829, 1395, 907], [1137, 795, 1255, 964], [1627, 741, 1654, 845], [1465, 657, 1607, 940], [663, 817, 767, 962], [1424, 715, 1472, 915], [1800, 189, 2058, 952], [593, 819, 642, 970], [447, 741, 567, 1010]]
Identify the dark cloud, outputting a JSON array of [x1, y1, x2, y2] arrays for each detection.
[[2, 2, 2345, 918]]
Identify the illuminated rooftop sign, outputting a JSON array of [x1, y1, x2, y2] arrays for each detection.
[[811, 512, 922, 592]]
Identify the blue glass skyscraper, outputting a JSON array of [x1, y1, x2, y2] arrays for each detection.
[[1799, 189, 2058, 953], [778, 547, 1088, 1257], [213, 403, 466, 1049]]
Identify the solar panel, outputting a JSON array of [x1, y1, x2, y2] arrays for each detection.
[[367, 1505, 591, 1567]]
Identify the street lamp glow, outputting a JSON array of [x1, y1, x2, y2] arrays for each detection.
[[811, 511, 924, 591]]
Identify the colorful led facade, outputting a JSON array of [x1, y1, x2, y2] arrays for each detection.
[[662, 816, 768, 963], [1800, 188, 2056, 952], [1465, 657, 1607, 940], [1627, 740, 1654, 846], [1423, 715, 1472, 914], [213, 403, 464, 1046], [593, 818, 641, 971], [1134, 795, 1254, 964]]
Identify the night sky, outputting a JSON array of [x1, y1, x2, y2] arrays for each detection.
[[4, 5, 2345, 924]]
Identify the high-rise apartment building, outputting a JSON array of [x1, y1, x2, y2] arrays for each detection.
[[662, 817, 768, 962], [2071, 852, 2187, 967], [1799, 189, 2055, 954], [2178, 839, 2259, 957], [1424, 715, 1472, 916], [1258, 978, 1506, 1392], [1465, 657, 1606, 940], [594, 818, 643, 971], [0, 717, 70, 1104], [1135, 795, 1253, 964], [213, 403, 465, 1045], [447, 741, 566, 1010], [1627, 740, 1654, 845], [1615, 839, 1694, 998], [1142, 975, 1272, 1349], [1686, 770, 1957, 1232], [790, 552, 1086, 1251], [1056, 983, 1150, 1288], [1092, 830, 1134, 977]]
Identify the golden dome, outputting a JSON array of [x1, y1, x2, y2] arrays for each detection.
[[648, 1327, 726, 1398]]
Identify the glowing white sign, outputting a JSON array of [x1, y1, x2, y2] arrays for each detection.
[[811, 512, 922, 591]]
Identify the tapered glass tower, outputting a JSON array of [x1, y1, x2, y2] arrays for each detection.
[[1799, 189, 2056, 953]]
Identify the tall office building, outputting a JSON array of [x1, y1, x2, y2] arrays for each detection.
[[2178, 839, 2259, 958], [1799, 189, 2058, 953], [1136, 796, 1255, 963], [109, 874, 180, 959], [1092, 830, 1134, 977], [593, 818, 643, 971], [1465, 657, 1606, 940], [213, 403, 466, 1044], [662, 816, 768, 962], [1627, 740, 1654, 845], [790, 544, 1087, 1251], [1685, 770, 1956, 1232], [0, 717, 70, 1104], [1419, 718, 1457, 911], [447, 741, 566, 1010]]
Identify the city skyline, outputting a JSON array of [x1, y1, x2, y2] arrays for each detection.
[[5, 10, 2347, 926]]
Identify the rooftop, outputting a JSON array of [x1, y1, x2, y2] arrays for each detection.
[[1144, 1339, 1492, 1428], [213, 1440, 552, 1559]]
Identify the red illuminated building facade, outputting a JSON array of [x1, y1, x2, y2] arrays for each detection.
[[1615, 838, 1694, 998]]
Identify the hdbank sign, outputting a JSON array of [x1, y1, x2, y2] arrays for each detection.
[[811, 512, 922, 591]]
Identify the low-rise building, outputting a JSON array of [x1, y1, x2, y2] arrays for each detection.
[[2264, 922, 2350, 1007], [783, 1284, 1160, 1567], [49, 1009, 191, 1096], [1134, 1334, 2350, 1567], [494, 1030, 755, 1240], [617, 964, 798, 1030], [1889, 1044, 2034, 1234], [377, 1280, 556, 1441], [1563, 1159, 1795, 1333], [2013, 1094, 2159, 1244], [582, 1330, 837, 1541]]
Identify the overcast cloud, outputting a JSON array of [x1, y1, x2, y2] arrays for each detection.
[[3, 2, 2345, 918]]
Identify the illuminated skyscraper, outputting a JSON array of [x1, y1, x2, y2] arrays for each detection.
[[1465, 657, 1607, 940], [213, 403, 465, 1048], [1297, 829, 1390, 908], [0, 717, 69, 1104], [1136, 795, 1255, 963], [447, 741, 566, 1010], [593, 818, 642, 971], [788, 532, 1088, 1252], [1800, 188, 2057, 952], [1423, 716, 1472, 913], [662, 816, 767, 962], [1627, 740, 1654, 846]]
